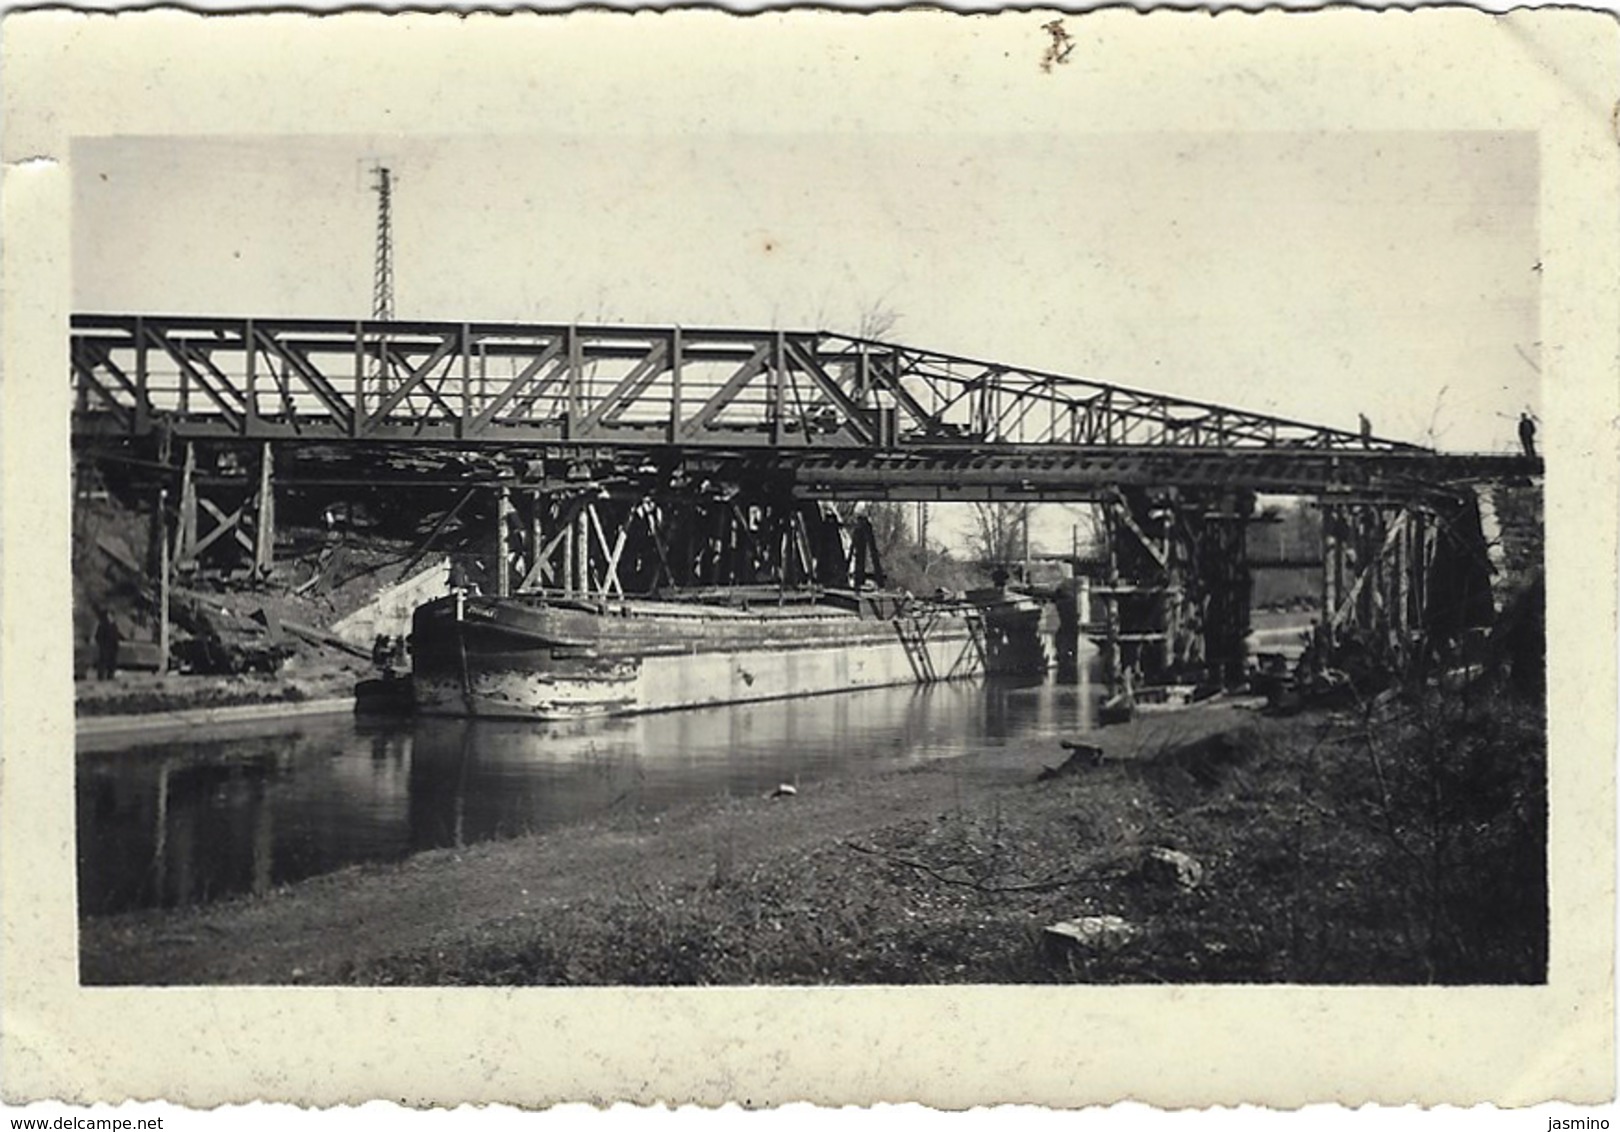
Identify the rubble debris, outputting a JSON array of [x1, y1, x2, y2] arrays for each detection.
[[1098, 691, 1135, 726], [281, 619, 373, 659], [1139, 847, 1204, 891], [1042, 915, 1139, 956], [1037, 741, 1107, 780]]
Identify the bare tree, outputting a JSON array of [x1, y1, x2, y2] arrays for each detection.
[[855, 300, 902, 341], [968, 502, 1029, 573], [861, 500, 911, 556]]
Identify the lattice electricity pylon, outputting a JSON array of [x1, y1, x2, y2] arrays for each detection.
[[371, 166, 395, 323], [69, 314, 1422, 454]]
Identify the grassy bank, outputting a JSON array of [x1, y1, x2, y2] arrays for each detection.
[[340, 690, 1543, 987]]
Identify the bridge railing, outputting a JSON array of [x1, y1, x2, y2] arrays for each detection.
[[71, 314, 1421, 453]]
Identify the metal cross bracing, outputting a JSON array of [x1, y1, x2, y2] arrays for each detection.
[[71, 313, 1425, 449]]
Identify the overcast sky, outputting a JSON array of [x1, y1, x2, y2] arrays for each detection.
[[74, 131, 1537, 440], [73, 131, 1537, 551]]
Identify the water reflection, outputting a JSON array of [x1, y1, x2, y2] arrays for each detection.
[[78, 665, 1097, 917]]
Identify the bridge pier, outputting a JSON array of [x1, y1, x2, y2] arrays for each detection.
[[1317, 493, 1495, 673], [494, 485, 511, 598], [1096, 487, 1253, 694]]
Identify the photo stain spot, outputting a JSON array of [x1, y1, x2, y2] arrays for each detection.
[[1040, 19, 1075, 74]]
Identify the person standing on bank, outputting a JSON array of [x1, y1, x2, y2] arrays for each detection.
[[93, 609, 121, 681], [1518, 411, 1538, 460]]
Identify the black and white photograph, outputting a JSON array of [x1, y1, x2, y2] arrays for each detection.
[[3, 6, 1615, 1113], [69, 127, 1548, 989]]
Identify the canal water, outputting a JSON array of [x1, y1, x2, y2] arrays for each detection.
[[77, 667, 1101, 917]]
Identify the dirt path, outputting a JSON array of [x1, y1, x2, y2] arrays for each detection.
[[79, 703, 1254, 985]]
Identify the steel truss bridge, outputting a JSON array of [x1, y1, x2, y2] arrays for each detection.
[[71, 313, 1542, 689], [70, 314, 1532, 498]]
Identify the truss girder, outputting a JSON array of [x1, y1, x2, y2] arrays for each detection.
[[71, 314, 1433, 458]]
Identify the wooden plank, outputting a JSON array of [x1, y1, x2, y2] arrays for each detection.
[[281, 618, 372, 659]]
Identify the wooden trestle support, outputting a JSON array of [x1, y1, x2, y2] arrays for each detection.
[[171, 440, 276, 582], [488, 484, 885, 600], [1094, 486, 1497, 694], [1316, 493, 1493, 675], [1095, 486, 1255, 693]]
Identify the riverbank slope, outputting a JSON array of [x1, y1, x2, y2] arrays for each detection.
[[80, 686, 1544, 987]]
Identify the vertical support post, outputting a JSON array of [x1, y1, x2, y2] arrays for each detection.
[[1159, 494, 1179, 676], [566, 325, 582, 440], [478, 339, 489, 415], [1021, 501, 1031, 583], [771, 331, 786, 447], [176, 443, 198, 571], [157, 486, 170, 676], [460, 323, 472, 440], [575, 506, 591, 596], [134, 316, 150, 433], [495, 485, 511, 598], [1232, 490, 1254, 684], [1395, 507, 1411, 641], [562, 515, 576, 594], [1103, 500, 1122, 695], [254, 441, 275, 579], [244, 318, 258, 433], [353, 320, 366, 434], [1412, 511, 1429, 630], [669, 327, 684, 445], [1160, 593, 1178, 674], [72, 342, 86, 416], [175, 330, 190, 417], [529, 490, 544, 594], [1321, 502, 1338, 646]]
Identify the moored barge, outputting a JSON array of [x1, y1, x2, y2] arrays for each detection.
[[410, 588, 1046, 720]]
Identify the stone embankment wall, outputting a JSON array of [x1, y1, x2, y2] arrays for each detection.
[[1479, 479, 1544, 611]]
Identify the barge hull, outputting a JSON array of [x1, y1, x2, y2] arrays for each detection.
[[414, 632, 988, 720], [410, 592, 1044, 721]]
